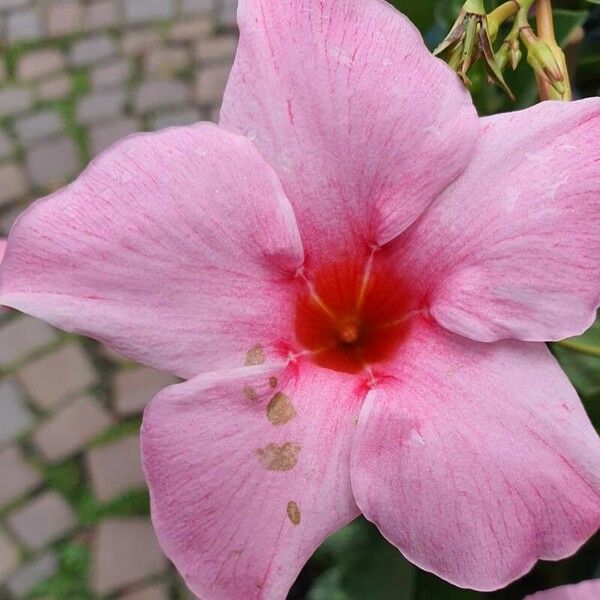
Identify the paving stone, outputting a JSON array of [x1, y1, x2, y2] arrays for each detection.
[[124, 0, 175, 24], [122, 29, 161, 55], [26, 136, 78, 187], [0, 379, 33, 447], [92, 519, 167, 595], [145, 47, 190, 76], [7, 491, 76, 550], [92, 58, 131, 89], [182, 0, 215, 14], [219, 0, 238, 27], [46, 0, 82, 36], [120, 582, 170, 600], [0, 0, 28, 10], [0, 130, 13, 159], [152, 107, 200, 130], [196, 34, 237, 63], [38, 74, 71, 100], [17, 48, 64, 80], [77, 89, 127, 124], [0, 445, 42, 508], [85, 0, 119, 30], [19, 343, 98, 411], [114, 367, 178, 416], [6, 552, 59, 598], [70, 34, 116, 66], [0, 316, 57, 367], [90, 117, 139, 155], [87, 434, 145, 501], [169, 17, 213, 42], [33, 396, 114, 461], [0, 528, 19, 584], [134, 79, 188, 114], [15, 109, 63, 143], [0, 163, 27, 206], [7, 7, 42, 41], [195, 63, 230, 105], [0, 86, 34, 119]]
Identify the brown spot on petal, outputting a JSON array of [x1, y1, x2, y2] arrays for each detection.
[[268, 377, 278, 388], [257, 443, 300, 471], [244, 385, 259, 401], [267, 392, 296, 426], [287, 501, 301, 525], [245, 345, 265, 366]]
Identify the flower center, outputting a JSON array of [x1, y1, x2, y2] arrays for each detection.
[[294, 253, 416, 374]]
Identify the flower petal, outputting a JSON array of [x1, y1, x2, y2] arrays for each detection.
[[351, 319, 600, 591], [142, 361, 362, 600], [392, 99, 600, 342], [526, 579, 600, 600], [0, 238, 5, 264], [221, 0, 477, 255], [0, 123, 304, 378]]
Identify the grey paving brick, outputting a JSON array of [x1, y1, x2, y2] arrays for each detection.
[[87, 435, 145, 502], [120, 582, 170, 600], [34, 396, 114, 461], [17, 48, 64, 80], [114, 367, 178, 416], [26, 136, 78, 187], [169, 17, 213, 42], [0, 528, 19, 585], [195, 63, 230, 105], [0, 163, 27, 206], [70, 34, 116, 66], [77, 89, 127, 124], [0, 379, 33, 447], [85, 0, 119, 30], [124, 0, 175, 24], [134, 79, 189, 114], [145, 47, 190, 76], [181, 0, 215, 14], [91, 519, 167, 595], [196, 34, 237, 63], [90, 117, 139, 155], [0, 316, 57, 367], [0, 0, 29, 10], [46, 0, 82, 37], [7, 491, 76, 550], [6, 552, 58, 597], [219, 0, 238, 27], [92, 58, 131, 89], [15, 109, 63, 143], [0, 445, 42, 508], [121, 29, 160, 55], [6, 7, 42, 41], [0, 130, 13, 160], [0, 86, 34, 119], [152, 107, 200, 130], [38, 74, 71, 100], [19, 343, 98, 411]]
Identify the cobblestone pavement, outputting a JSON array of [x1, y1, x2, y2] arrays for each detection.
[[0, 1, 238, 598]]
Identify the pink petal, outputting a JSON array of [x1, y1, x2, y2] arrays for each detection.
[[142, 362, 362, 599], [392, 99, 600, 342], [220, 0, 477, 255], [0, 124, 304, 378], [0, 238, 6, 264], [526, 580, 600, 599], [351, 319, 600, 591]]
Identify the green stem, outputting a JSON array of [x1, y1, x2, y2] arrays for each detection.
[[556, 340, 600, 358]]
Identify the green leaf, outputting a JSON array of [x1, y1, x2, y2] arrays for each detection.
[[309, 519, 416, 600]]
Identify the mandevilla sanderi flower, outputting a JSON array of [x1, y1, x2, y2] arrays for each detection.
[[0, 1, 599, 599], [525, 579, 600, 599]]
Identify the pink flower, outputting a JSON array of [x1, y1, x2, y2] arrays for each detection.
[[526, 579, 600, 599], [0, 238, 6, 264], [0, 0, 599, 598]]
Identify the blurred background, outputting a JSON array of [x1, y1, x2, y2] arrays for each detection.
[[0, 0, 598, 598]]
